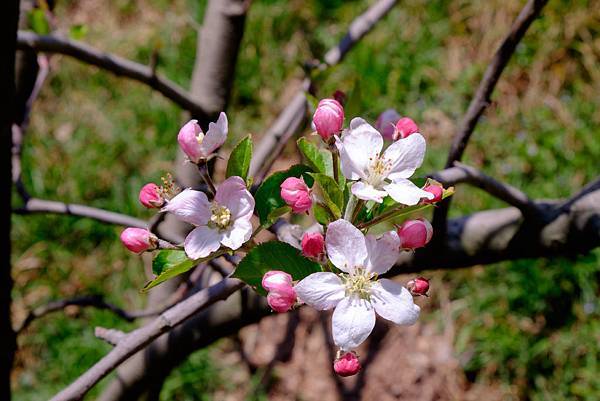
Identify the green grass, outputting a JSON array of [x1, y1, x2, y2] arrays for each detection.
[[11, 0, 600, 399]]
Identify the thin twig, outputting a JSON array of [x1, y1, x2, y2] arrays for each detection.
[[49, 278, 245, 401], [14, 197, 147, 228], [16, 31, 209, 119], [434, 0, 549, 234], [95, 327, 127, 346]]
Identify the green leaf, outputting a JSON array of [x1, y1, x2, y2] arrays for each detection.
[[313, 203, 333, 225], [265, 206, 292, 226], [143, 250, 197, 292], [233, 241, 321, 295], [226, 135, 253, 181], [297, 137, 333, 176], [254, 164, 314, 225], [310, 173, 343, 218], [152, 249, 189, 275], [28, 9, 50, 35]]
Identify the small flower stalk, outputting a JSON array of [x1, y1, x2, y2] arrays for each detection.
[[178, 112, 228, 164], [407, 277, 430, 297], [313, 98, 344, 141], [120, 228, 157, 253], [262, 271, 296, 313], [280, 177, 312, 214], [333, 351, 361, 377]]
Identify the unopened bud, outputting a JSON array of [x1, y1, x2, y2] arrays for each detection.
[[397, 219, 433, 250], [422, 184, 443, 204], [301, 232, 325, 258], [266, 287, 297, 313], [407, 277, 430, 296], [333, 352, 361, 377], [262, 270, 293, 292], [332, 90, 347, 106], [139, 183, 165, 208], [313, 98, 344, 141], [280, 177, 312, 213], [120, 228, 157, 253], [375, 109, 401, 141], [393, 117, 419, 140]]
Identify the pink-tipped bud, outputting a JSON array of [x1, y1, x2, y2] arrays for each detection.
[[301, 232, 325, 258], [177, 119, 204, 163], [120, 228, 157, 253], [407, 277, 430, 296], [393, 117, 419, 140], [397, 219, 433, 250], [333, 352, 361, 377], [262, 270, 293, 292], [280, 177, 312, 213], [139, 183, 164, 208], [267, 286, 297, 313], [422, 184, 443, 204], [375, 109, 401, 141], [313, 98, 344, 141]]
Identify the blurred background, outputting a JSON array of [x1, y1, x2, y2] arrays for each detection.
[[11, 0, 600, 400]]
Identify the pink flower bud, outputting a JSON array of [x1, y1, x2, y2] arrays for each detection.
[[120, 228, 157, 253], [267, 286, 297, 313], [407, 276, 430, 296], [422, 184, 443, 204], [375, 109, 401, 141], [177, 119, 204, 163], [397, 219, 433, 249], [333, 352, 361, 377], [313, 98, 344, 141], [393, 117, 419, 140], [301, 232, 325, 258], [280, 177, 312, 213], [139, 183, 164, 208], [262, 270, 293, 292]]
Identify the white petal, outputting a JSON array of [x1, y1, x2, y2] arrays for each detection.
[[184, 226, 222, 259], [384, 179, 433, 206], [220, 217, 252, 250], [384, 133, 426, 180], [325, 220, 367, 273], [371, 279, 420, 325], [338, 118, 383, 181], [215, 176, 254, 219], [364, 231, 400, 275], [332, 296, 376, 350], [200, 112, 228, 155], [294, 272, 345, 310], [163, 188, 210, 226], [351, 181, 387, 203]]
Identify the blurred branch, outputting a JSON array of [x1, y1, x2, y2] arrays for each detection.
[[434, 0, 549, 234], [95, 327, 127, 346], [14, 197, 147, 228], [249, 0, 399, 181], [16, 30, 210, 119], [431, 161, 543, 220], [50, 278, 245, 401], [16, 295, 161, 334]]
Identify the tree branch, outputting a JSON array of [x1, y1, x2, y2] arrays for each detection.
[[434, 0, 549, 234], [16, 295, 161, 334], [249, 0, 399, 180], [16, 30, 210, 119], [50, 278, 245, 401], [95, 327, 127, 346], [14, 197, 147, 228], [431, 161, 543, 220]]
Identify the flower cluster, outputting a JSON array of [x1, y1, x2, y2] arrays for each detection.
[[120, 98, 449, 377]]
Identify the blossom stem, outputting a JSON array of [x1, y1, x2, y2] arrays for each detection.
[[343, 195, 357, 221], [351, 200, 365, 223], [358, 203, 434, 230], [330, 142, 340, 184], [196, 164, 216, 196]]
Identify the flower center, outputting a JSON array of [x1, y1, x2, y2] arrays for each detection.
[[196, 131, 205, 144], [209, 203, 231, 230], [366, 156, 391, 186], [341, 267, 376, 300]]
